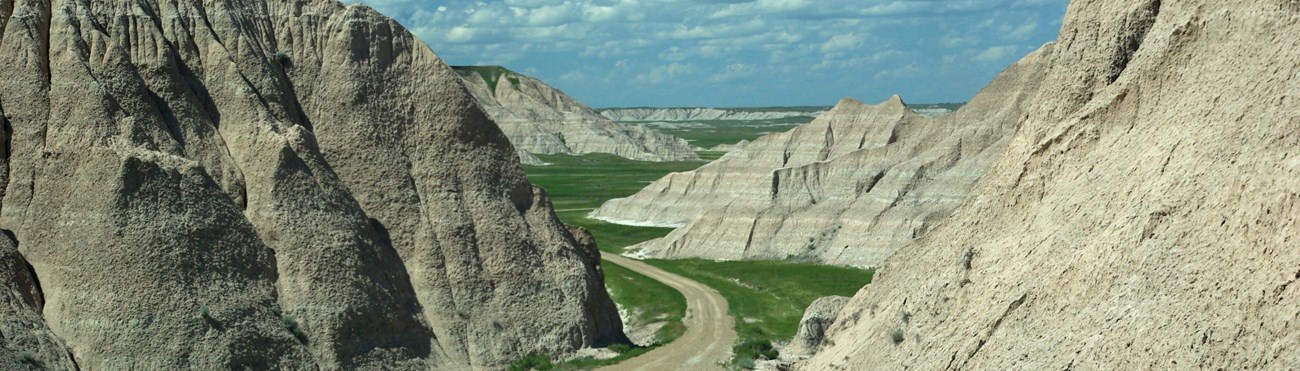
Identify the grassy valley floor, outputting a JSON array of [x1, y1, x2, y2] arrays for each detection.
[[524, 147, 872, 369]]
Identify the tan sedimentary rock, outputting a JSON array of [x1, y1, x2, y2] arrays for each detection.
[[0, 0, 623, 369], [782, 296, 851, 360], [0, 232, 77, 370], [593, 47, 1048, 266], [801, 1, 1299, 369], [456, 66, 700, 162]]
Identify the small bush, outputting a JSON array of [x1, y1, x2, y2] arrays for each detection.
[[282, 314, 307, 342], [508, 353, 553, 371], [890, 328, 905, 345], [272, 50, 291, 67], [733, 338, 779, 369], [17, 351, 37, 365], [734, 356, 756, 370]]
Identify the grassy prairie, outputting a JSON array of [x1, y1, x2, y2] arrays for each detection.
[[523, 153, 699, 253], [624, 117, 813, 149]]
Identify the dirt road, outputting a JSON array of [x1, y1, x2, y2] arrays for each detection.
[[600, 252, 737, 371]]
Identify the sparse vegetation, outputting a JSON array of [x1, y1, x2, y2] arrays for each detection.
[[451, 65, 516, 92], [891, 328, 906, 345], [17, 351, 37, 365], [508, 353, 553, 371], [282, 314, 306, 342], [272, 50, 291, 66]]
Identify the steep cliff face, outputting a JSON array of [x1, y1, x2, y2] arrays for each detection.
[[801, 1, 1298, 369], [0, 0, 623, 369], [591, 48, 1046, 266], [455, 66, 700, 162]]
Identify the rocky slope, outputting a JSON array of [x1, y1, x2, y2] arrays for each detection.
[[782, 295, 850, 360], [455, 66, 699, 163], [0, 0, 624, 369], [599, 107, 825, 122], [801, 1, 1298, 369], [591, 49, 1045, 266]]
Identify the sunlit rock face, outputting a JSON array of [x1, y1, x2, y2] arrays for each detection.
[[801, 1, 1299, 369]]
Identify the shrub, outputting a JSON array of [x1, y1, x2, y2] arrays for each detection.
[[890, 328, 905, 345], [508, 353, 553, 371], [17, 351, 37, 365], [282, 314, 307, 342], [272, 50, 291, 67]]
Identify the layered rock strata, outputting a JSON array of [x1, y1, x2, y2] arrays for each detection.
[[455, 66, 700, 162], [0, 0, 623, 369], [593, 48, 1048, 266], [801, 1, 1299, 369]]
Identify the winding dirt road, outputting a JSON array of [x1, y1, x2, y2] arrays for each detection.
[[600, 252, 737, 371]]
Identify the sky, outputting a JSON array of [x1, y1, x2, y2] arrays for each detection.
[[354, 0, 1071, 108]]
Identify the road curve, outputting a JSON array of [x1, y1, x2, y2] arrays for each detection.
[[600, 252, 737, 371]]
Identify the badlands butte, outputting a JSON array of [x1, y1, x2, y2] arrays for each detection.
[[0, 0, 626, 369], [453, 66, 700, 165]]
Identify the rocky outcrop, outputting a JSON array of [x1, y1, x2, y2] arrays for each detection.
[[592, 48, 1047, 266], [0, 231, 77, 370], [800, 1, 1299, 369], [701, 139, 750, 153], [0, 0, 623, 369], [783, 296, 851, 360], [455, 66, 700, 162], [599, 107, 825, 122]]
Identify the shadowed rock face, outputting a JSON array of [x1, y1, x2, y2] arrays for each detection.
[[592, 47, 1050, 266], [456, 66, 700, 163], [801, 1, 1298, 369], [0, 0, 622, 369]]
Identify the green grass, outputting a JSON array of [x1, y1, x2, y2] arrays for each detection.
[[644, 259, 874, 368], [623, 117, 813, 149], [523, 153, 702, 254], [603, 259, 687, 342], [451, 65, 516, 92], [519, 142, 875, 369]]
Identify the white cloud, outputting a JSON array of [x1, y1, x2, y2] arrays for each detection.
[[355, 0, 1070, 106], [973, 45, 1019, 62], [821, 33, 865, 53], [635, 63, 695, 85]]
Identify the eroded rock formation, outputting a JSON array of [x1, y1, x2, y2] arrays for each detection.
[[592, 47, 1047, 266], [0, 0, 623, 369], [801, 1, 1298, 369], [455, 66, 700, 162], [782, 295, 850, 360]]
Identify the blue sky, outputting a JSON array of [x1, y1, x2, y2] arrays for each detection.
[[354, 0, 1070, 108]]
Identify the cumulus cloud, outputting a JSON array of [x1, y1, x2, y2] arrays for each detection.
[[973, 45, 1019, 62], [355, 0, 1069, 106]]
